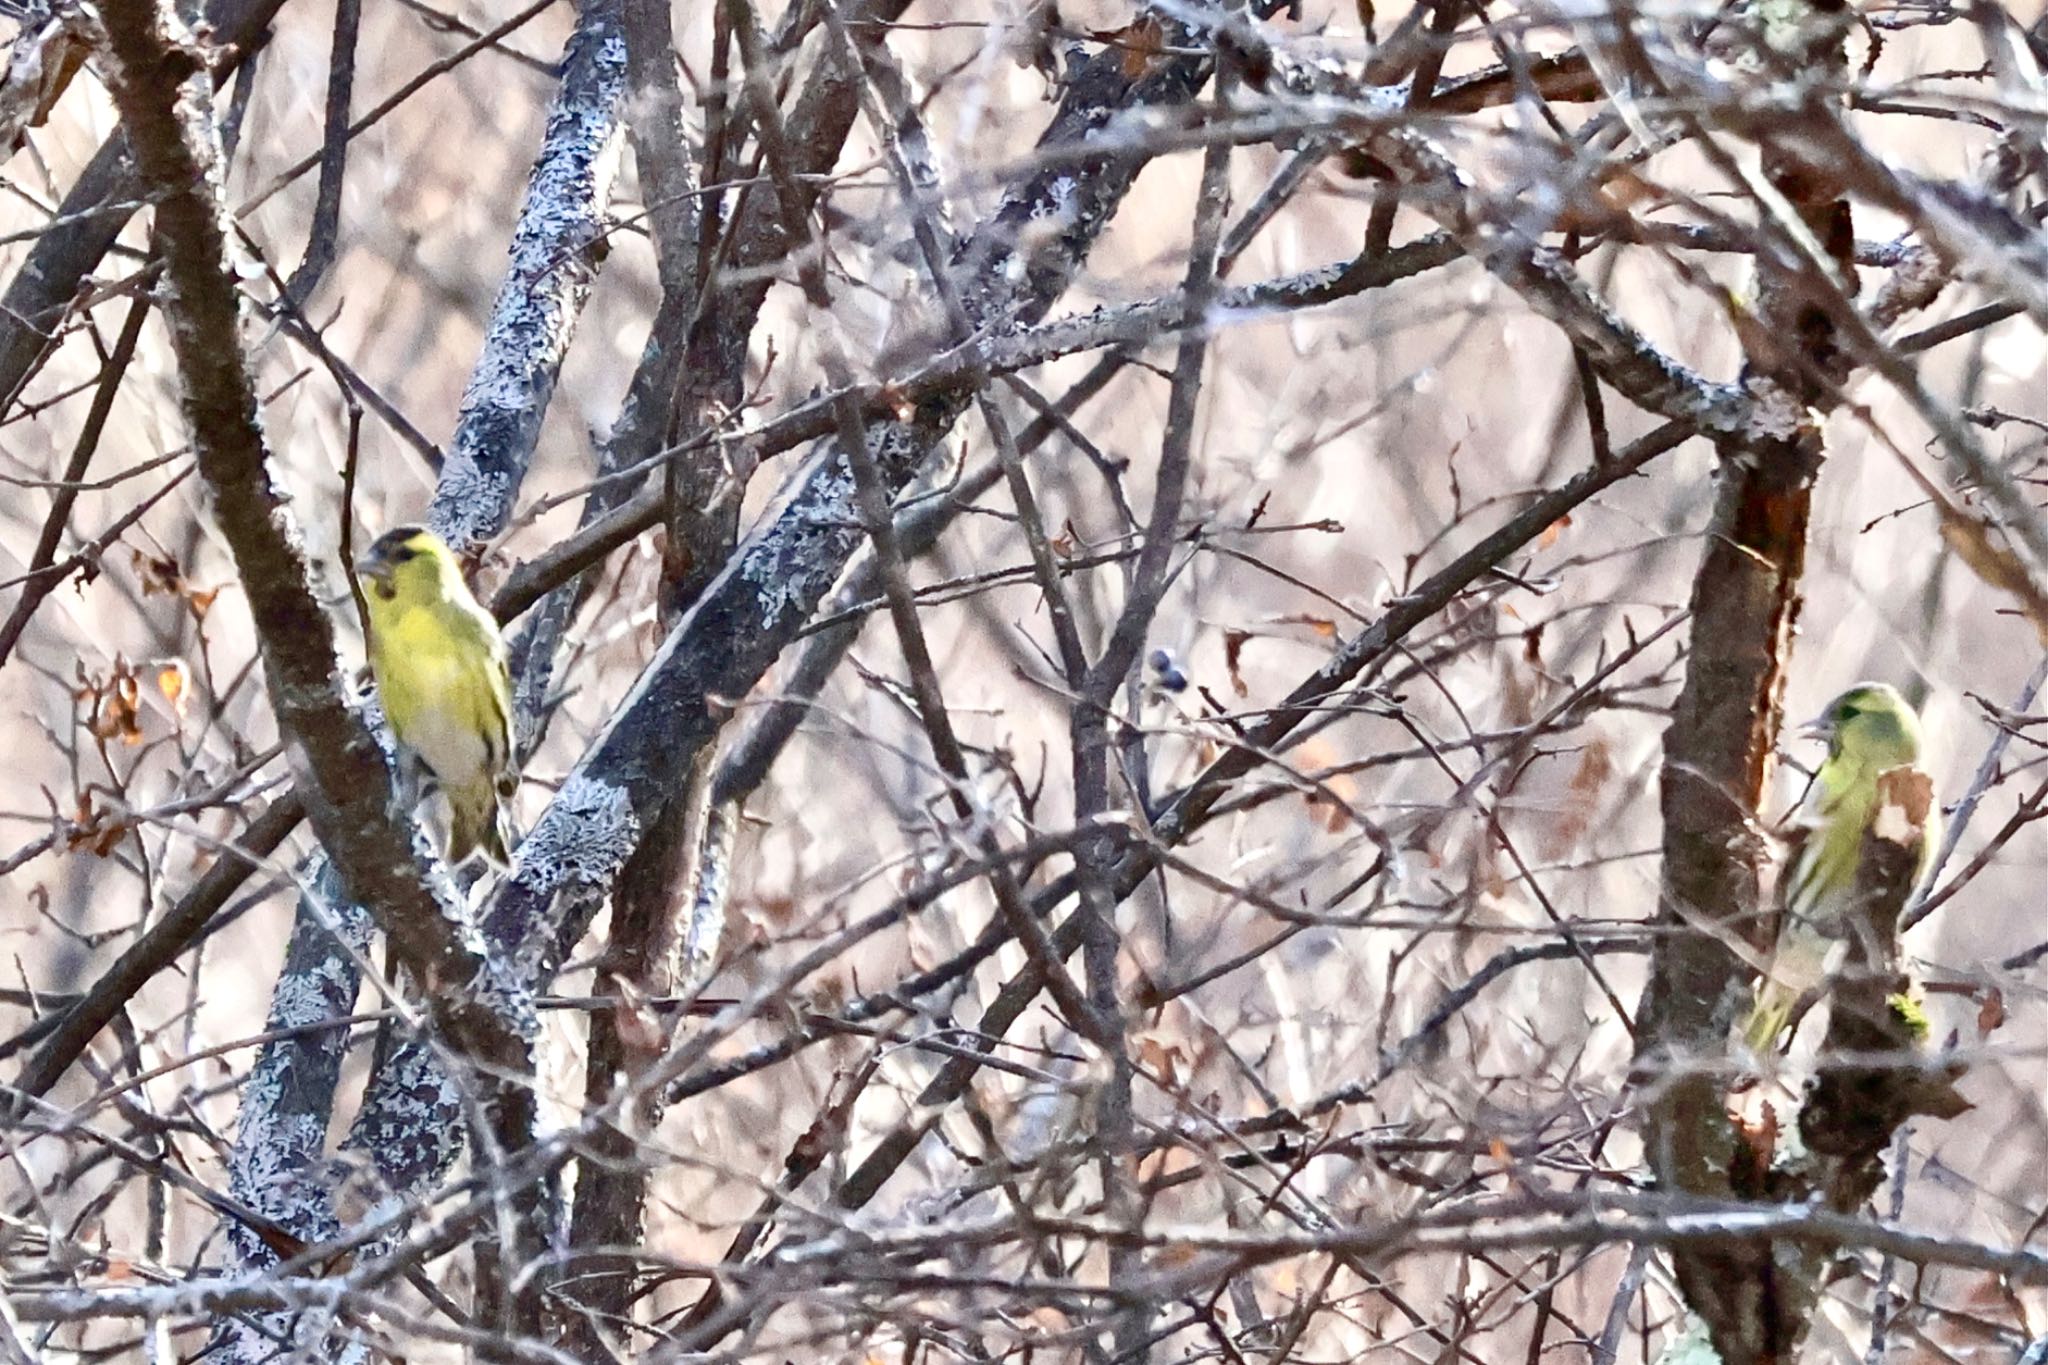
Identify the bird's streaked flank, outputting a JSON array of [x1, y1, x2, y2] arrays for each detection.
[[355, 526, 516, 868]]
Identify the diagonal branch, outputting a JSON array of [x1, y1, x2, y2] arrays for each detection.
[[478, 3, 1231, 997], [89, 0, 546, 1337], [427, 0, 628, 555]]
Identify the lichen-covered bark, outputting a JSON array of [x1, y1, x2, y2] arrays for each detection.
[[427, 0, 628, 556], [213, 859, 371, 1361], [481, 12, 1223, 993], [90, 0, 543, 1339]]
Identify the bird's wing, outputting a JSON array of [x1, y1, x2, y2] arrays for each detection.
[[480, 625, 513, 781], [436, 601, 514, 781], [1760, 819, 1811, 944]]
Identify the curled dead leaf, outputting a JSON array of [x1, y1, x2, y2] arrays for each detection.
[[1135, 1033, 1187, 1090], [1977, 986, 2005, 1038], [156, 660, 188, 715], [1222, 628, 1251, 697], [78, 658, 147, 745], [0, 8, 91, 159], [1092, 16, 1165, 79], [132, 549, 219, 620], [1295, 736, 1358, 832], [1541, 738, 1614, 857], [65, 792, 128, 858]]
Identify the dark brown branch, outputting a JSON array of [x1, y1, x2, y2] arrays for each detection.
[[89, 0, 542, 1329], [0, 291, 151, 668], [280, 0, 362, 304], [1620, 7, 1972, 1360]]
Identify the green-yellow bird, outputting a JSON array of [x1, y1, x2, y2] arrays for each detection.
[[354, 526, 516, 868], [1742, 682, 1937, 1053]]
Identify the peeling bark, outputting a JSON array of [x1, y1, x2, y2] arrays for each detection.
[[1625, 4, 1970, 1360]]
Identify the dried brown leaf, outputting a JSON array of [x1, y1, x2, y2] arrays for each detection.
[[157, 660, 187, 715], [1977, 986, 2005, 1037], [1092, 16, 1165, 79], [0, 11, 91, 158], [1272, 613, 1337, 638], [1222, 628, 1251, 697]]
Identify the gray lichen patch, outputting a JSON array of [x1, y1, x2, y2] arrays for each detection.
[[425, 18, 627, 555], [513, 772, 641, 898], [739, 458, 863, 626]]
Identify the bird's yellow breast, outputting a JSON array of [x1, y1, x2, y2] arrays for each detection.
[[366, 597, 509, 786]]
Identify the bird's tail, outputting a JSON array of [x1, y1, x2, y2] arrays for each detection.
[[1741, 982, 1796, 1055], [1744, 932, 1834, 1056], [446, 782, 514, 869]]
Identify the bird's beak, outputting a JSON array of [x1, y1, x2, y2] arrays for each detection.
[[1794, 712, 1830, 741], [354, 550, 394, 589]]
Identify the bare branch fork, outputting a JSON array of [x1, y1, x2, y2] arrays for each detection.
[[4, 0, 2038, 1353], [84, 0, 548, 1337], [476, 0, 1238, 1097], [192, 1, 1265, 1344]]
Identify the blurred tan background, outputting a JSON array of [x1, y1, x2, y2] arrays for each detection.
[[0, 0, 2042, 1358]]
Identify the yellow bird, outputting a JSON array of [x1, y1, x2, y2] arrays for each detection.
[[1742, 682, 1938, 1053], [354, 526, 516, 868]]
